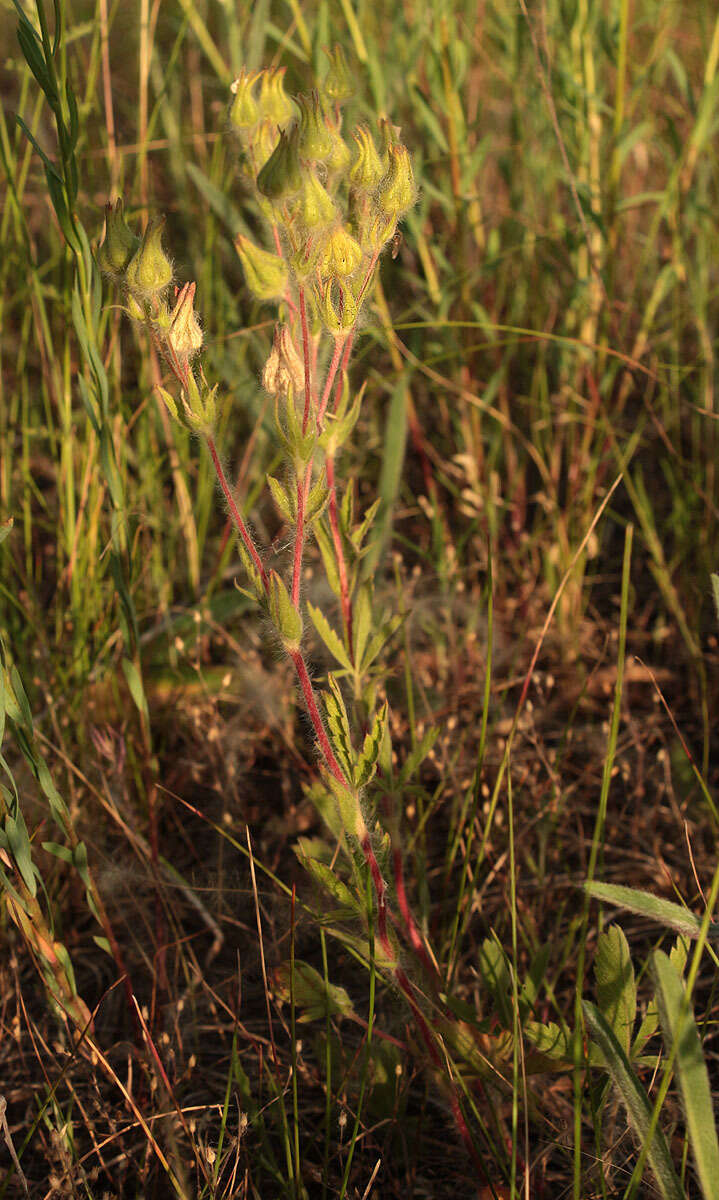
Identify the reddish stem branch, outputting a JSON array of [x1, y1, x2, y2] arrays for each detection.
[[291, 467, 310, 609], [318, 336, 345, 425], [206, 436, 268, 593], [298, 287, 313, 434], [288, 648, 347, 786], [326, 453, 353, 653]]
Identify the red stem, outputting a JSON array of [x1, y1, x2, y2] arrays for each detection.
[[206, 436, 268, 593], [393, 845, 438, 981], [288, 648, 347, 786], [298, 287, 313, 434], [326, 454, 353, 653], [318, 336, 345, 426]]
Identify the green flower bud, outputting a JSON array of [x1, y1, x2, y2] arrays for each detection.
[[325, 127, 351, 179], [360, 209, 396, 252], [258, 67, 294, 128], [166, 281, 203, 363], [97, 198, 140, 278], [256, 124, 304, 200], [253, 120, 280, 170], [349, 126, 384, 192], [229, 69, 260, 130], [180, 371, 218, 433], [294, 168, 336, 232], [290, 235, 324, 282], [322, 45, 353, 104], [319, 224, 362, 279], [317, 280, 358, 333], [376, 143, 415, 219], [296, 90, 334, 161], [235, 234, 288, 300], [377, 117, 402, 169], [125, 217, 173, 297], [262, 324, 305, 397]]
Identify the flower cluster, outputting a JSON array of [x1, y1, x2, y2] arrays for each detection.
[[229, 52, 415, 342], [97, 199, 216, 432]]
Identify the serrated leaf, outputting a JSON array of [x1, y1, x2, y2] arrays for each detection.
[[305, 475, 329, 523], [652, 950, 719, 1199], [324, 674, 353, 776], [274, 959, 356, 1022], [354, 702, 387, 789], [307, 603, 353, 671], [268, 571, 302, 645], [523, 1019, 573, 1063], [584, 881, 715, 940], [350, 496, 381, 552], [595, 924, 636, 1056], [583, 1001, 683, 1200]]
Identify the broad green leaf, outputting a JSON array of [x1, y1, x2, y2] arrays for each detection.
[[524, 1019, 573, 1064], [274, 960, 355, 1022], [583, 1001, 683, 1200], [353, 583, 372, 670], [478, 937, 512, 1026], [584, 881, 715, 940], [5, 812, 37, 897], [595, 924, 636, 1056], [652, 950, 719, 1199]]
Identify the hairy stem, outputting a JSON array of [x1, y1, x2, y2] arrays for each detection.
[[206, 436, 268, 593]]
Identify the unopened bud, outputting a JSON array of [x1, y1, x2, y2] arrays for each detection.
[[376, 144, 415, 219], [322, 46, 353, 104], [235, 234, 288, 300], [258, 67, 295, 128], [230, 69, 260, 131], [319, 225, 362, 279], [166, 282, 203, 362], [180, 371, 218, 433], [349, 126, 384, 192], [125, 217, 173, 296], [253, 120, 280, 170], [97, 198, 140, 278], [256, 125, 303, 201], [296, 90, 334, 161], [325, 128, 351, 178], [294, 168, 336, 232], [262, 324, 305, 397], [377, 117, 402, 169]]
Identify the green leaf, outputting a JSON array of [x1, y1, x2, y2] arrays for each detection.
[[353, 583, 372, 669], [121, 658, 150, 724], [360, 613, 402, 673], [324, 674, 353, 777], [582, 1000, 683, 1200], [478, 936, 512, 1026], [0, 518, 13, 547], [652, 950, 719, 1199], [268, 571, 302, 645], [314, 519, 341, 597], [354, 701, 387, 788], [595, 924, 636, 1056], [5, 812, 37, 898], [274, 959, 356, 1022], [398, 725, 439, 786], [523, 1019, 573, 1063], [584, 881, 714, 940], [267, 474, 294, 521], [307, 603, 353, 671]]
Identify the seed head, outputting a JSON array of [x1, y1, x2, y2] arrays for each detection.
[[230, 69, 260, 131], [293, 168, 336, 232], [97, 198, 140, 278], [296, 90, 334, 162], [375, 144, 415, 220], [349, 126, 384, 192], [256, 124, 303, 201], [322, 46, 353, 104], [258, 68, 295, 128], [125, 217, 173, 297], [235, 234, 288, 301], [166, 282, 203, 363], [319, 225, 363, 280], [262, 324, 305, 397]]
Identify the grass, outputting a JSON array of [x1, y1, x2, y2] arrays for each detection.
[[1, 0, 719, 1196]]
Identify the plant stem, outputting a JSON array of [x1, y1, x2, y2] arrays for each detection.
[[288, 648, 346, 785], [298, 286, 313, 434], [206, 435, 268, 593]]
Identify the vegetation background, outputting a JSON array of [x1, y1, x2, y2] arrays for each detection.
[[1, 0, 719, 1196]]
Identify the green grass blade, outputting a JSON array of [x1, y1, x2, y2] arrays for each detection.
[[651, 949, 719, 1199], [582, 1001, 683, 1200]]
